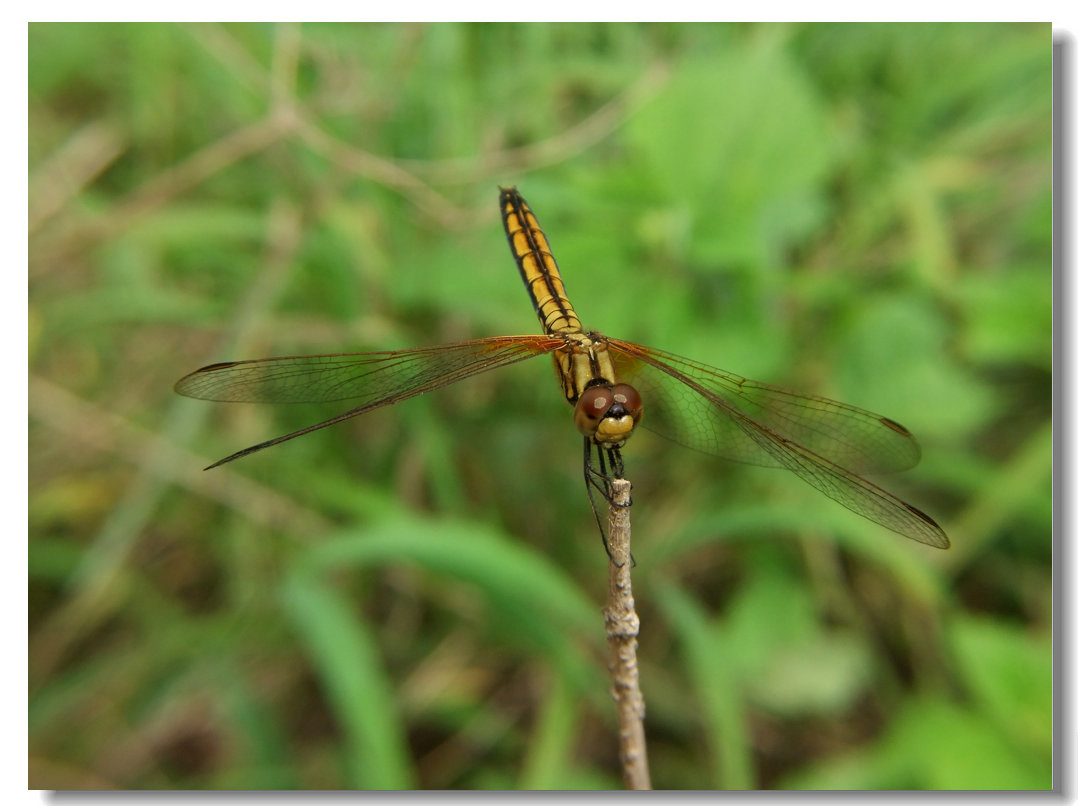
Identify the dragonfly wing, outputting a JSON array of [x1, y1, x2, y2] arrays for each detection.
[[607, 340, 922, 474], [175, 335, 564, 467], [607, 339, 947, 548], [176, 335, 564, 403], [735, 419, 949, 547]]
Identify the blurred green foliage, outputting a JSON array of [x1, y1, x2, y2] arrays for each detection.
[[29, 22, 1051, 789]]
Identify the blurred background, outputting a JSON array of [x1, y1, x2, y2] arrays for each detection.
[[29, 23, 1052, 789]]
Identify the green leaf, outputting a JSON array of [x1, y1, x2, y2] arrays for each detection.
[[722, 564, 817, 678], [958, 269, 1052, 368], [948, 615, 1052, 757], [625, 39, 836, 266], [281, 572, 416, 789], [833, 295, 997, 440], [297, 516, 605, 695], [747, 632, 873, 717], [656, 581, 755, 790], [782, 697, 1051, 790], [518, 671, 583, 789], [885, 698, 1051, 790]]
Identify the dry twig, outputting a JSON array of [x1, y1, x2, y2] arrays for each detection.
[[603, 478, 651, 790]]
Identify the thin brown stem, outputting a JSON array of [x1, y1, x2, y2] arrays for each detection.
[[603, 478, 651, 790]]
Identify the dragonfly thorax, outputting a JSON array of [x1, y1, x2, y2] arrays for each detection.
[[574, 382, 644, 448]]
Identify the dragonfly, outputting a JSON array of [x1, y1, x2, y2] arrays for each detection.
[[175, 187, 949, 550]]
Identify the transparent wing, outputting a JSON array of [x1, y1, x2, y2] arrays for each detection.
[[175, 335, 563, 467], [606, 338, 948, 548], [608, 340, 921, 473]]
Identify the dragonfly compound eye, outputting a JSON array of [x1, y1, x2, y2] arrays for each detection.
[[611, 384, 643, 424], [574, 383, 643, 446]]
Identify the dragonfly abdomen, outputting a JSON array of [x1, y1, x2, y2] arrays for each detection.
[[500, 187, 583, 337]]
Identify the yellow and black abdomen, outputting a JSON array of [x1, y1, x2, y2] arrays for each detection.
[[500, 187, 583, 337]]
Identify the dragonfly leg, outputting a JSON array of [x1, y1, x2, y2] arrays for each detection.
[[586, 442, 631, 507], [583, 439, 612, 556], [583, 439, 634, 564]]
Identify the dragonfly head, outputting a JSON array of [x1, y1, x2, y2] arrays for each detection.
[[574, 382, 643, 448]]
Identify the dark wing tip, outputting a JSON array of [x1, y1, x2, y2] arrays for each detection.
[[880, 417, 913, 437], [906, 503, 950, 549], [174, 362, 242, 396]]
